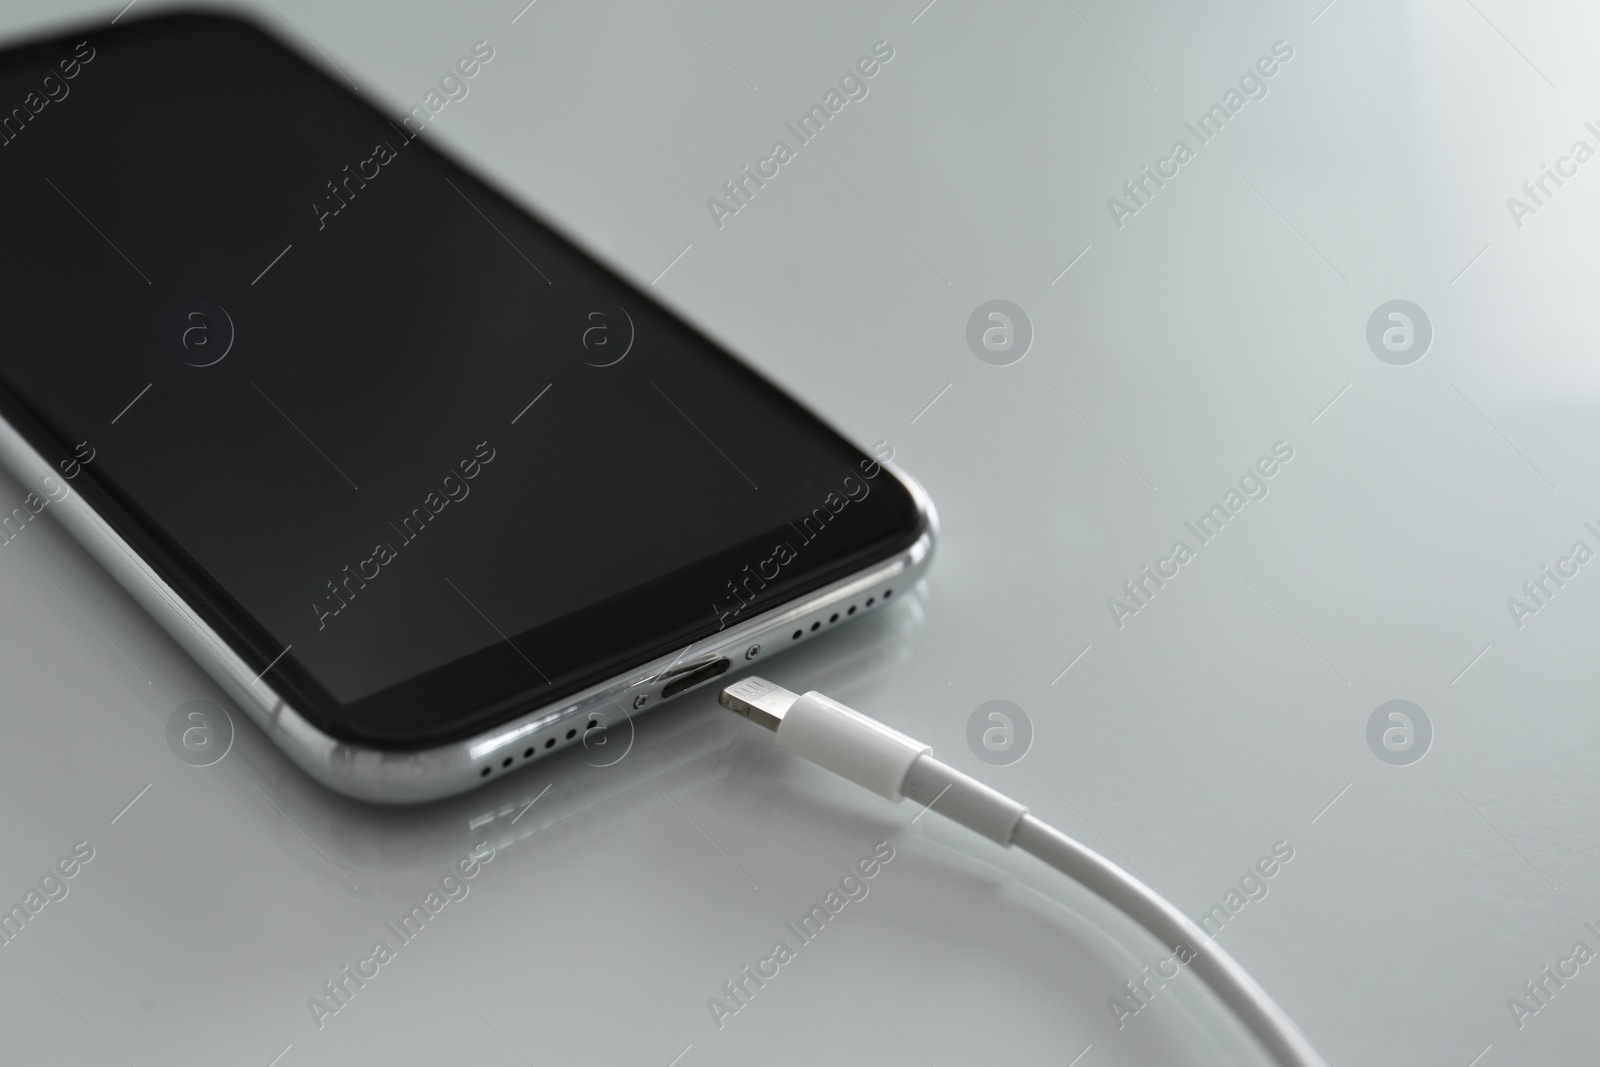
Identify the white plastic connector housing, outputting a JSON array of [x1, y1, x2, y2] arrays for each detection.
[[776, 691, 930, 799]]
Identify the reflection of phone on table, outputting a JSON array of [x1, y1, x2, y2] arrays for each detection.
[[0, 13, 934, 802]]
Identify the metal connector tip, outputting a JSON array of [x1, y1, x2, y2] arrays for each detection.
[[718, 676, 799, 732]]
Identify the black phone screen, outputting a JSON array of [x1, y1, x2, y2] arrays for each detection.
[[0, 14, 924, 747]]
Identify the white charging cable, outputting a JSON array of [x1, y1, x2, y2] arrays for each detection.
[[718, 676, 1326, 1067]]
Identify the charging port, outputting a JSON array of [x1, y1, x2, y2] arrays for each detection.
[[661, 657, 732, 699]]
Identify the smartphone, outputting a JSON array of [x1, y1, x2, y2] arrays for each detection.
[[0, 13, 934, 803]]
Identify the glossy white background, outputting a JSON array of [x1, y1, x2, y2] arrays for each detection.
[[0, 0, 1596, 1064]]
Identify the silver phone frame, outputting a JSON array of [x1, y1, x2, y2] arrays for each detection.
[[0, 409, 935, 804]]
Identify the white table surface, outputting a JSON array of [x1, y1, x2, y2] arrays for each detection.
[[2, 1, 1597, 1064]]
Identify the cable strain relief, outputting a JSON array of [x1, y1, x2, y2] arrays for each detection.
[[901, 755, 1029, 846]]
